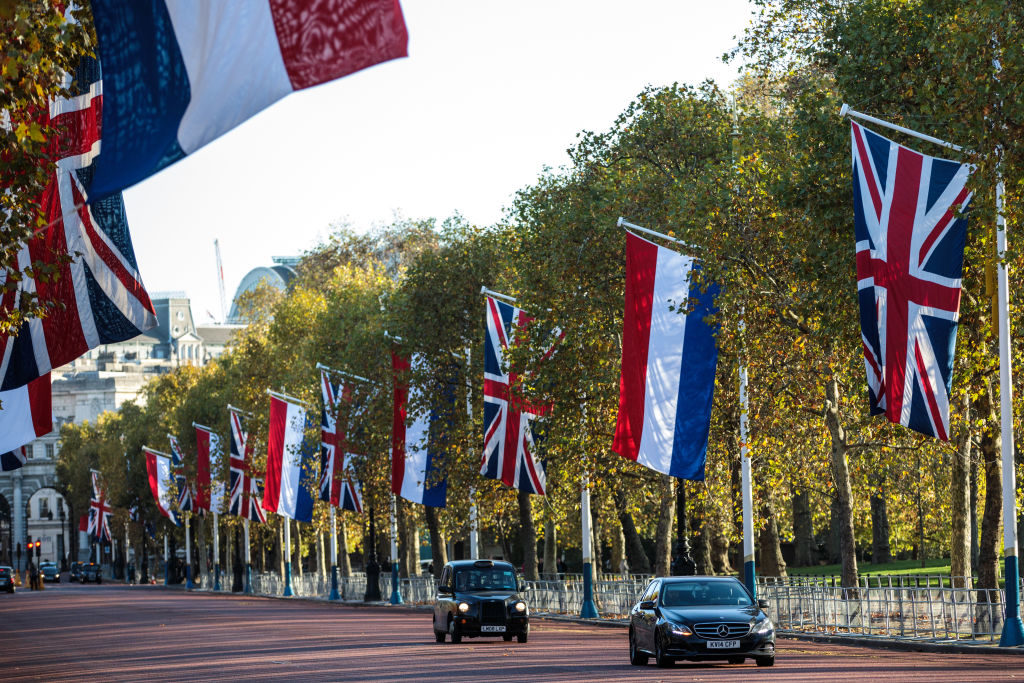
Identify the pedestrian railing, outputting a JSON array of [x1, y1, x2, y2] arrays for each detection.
[[203, 570, 1022, 644]]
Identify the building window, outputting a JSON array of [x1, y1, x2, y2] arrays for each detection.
[[177, 310, 185, 321], [39, 497, 50, 520], [24, 444, 33, 459], [45, 443, 54, 459]]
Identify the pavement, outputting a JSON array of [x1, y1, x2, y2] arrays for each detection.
[[2, 581, 1023, 681]]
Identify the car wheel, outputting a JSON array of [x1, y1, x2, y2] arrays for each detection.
[[654, 634, 673, 668], [756, 656, 775, 667], [448, 619, 462, 644], [629, 629, 649, 666], [434, 629, 446, 643], [516, 631, 528, 644]]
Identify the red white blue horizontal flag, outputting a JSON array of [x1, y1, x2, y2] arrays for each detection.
[[263, 395, 317, 522], [391, 353, 446, 508], [144, 447, 180, 526], [87, 0, 408, 199], [851, 121, 971, 440], [613, 232, 719, 481]]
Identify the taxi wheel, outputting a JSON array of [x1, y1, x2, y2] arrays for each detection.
[[448, 619, 462, 644], [516, 632, 528, 644]]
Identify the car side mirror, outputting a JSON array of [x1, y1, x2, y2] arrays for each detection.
[[639, 600, 656, 610], [758, 598, 770, 610], [439, 584, 451, 595]]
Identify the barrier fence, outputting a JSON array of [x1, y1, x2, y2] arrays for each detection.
[[196, 571, 1022, 644]]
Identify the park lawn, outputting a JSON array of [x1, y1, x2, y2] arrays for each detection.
[[785, 558, 953, 577]]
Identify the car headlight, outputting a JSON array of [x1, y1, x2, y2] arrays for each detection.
[[458, 602, 470, 614], [514, 601, 527, 612], [752, 618, 774, 634], [669, 622, 693, 637]]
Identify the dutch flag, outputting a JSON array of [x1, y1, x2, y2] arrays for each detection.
[[612, 232, 719, 481], [87, 0, 408, 199], [263, 395, 317, 523]]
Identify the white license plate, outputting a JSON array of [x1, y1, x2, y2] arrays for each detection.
[[706, 639, 740, 649], [481, 625, 506, 633]]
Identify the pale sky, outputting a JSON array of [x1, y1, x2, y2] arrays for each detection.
[[123, 1, 754, 323]]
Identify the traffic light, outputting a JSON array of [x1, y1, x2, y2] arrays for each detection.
[[34, 540, 41, 559]]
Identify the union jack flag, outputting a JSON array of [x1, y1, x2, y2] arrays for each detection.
[[851, 121, 972, 440], [482, 296, 560, 495], [88, 469, 112, 543], [319, 369, 363, 513], [228, 410, 266, 522], [168, 434, 193, 512], [0, 57, 156, 391]]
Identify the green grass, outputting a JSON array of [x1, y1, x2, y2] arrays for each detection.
[[786, 558, 953, 577]]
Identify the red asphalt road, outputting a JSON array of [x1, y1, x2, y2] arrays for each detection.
[[2, 582, 1023, 682]]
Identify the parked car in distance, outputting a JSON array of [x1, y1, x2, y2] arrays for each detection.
[[629, 576, 775, 668], [0, 565, 14, 593], [433, 559, 529, 644], [69, 561, 84, 583], [81, 563, 102, 584], [40, 562, 60, 583]]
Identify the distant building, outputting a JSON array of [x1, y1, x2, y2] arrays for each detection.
[[227, 256, 298, 323]]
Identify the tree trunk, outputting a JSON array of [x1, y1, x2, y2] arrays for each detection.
[[396, 501, 410, 578], [316, 530, 325, 581], [950, 391, 973, 588], [824, 377, 858, 588], [424, 506, 447, 579], [196, 515, 207, 587], [791, 489, 815, 567], [970, 454, 980, 570], [293, 520, 303, 578], [517, 490, 539, 580], [613, 487, 652, 574], [870, 490, 891, 564], [977, 377, 1001, 591], [610, 520, 626, 575], [827, 496, 842, 564], [277, 521, 284, 580], [654, 475, 675, 576], [691, 492, 712, 575], [758, 495, 787, 577], [543, 518, 557, 579], [709, 511, 732, 574], [406, 516, 420, 576]]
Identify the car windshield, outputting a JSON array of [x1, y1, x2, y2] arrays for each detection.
[[660, 581, 753, 608], [454, 567, 517, 592]]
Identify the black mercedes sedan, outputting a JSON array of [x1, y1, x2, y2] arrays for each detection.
[[432, 560, 529, 643], [628, 576, 775, 668]]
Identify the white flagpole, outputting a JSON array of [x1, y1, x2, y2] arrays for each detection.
[[243, 517, 252, 594], [389, 494, 403, 604], [283, 517, 293, 596], [740, 337, 755, 598], [329, 505, 340, 600], [212, 509, 220, 591], [185, 512, 193, 589], [580, 473, 598, 618], [465, 346, 479, 561], [839, 104, 965, 152]]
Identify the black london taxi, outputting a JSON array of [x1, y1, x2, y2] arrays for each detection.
[[629, 576, 775, 668], [432, 560, 530, 643]]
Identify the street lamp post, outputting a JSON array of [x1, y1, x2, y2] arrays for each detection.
[[671, 480, 697, 576]]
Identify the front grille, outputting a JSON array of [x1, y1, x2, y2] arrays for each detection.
[[693, 622, 751, 639], [480, 600, 506, 625]]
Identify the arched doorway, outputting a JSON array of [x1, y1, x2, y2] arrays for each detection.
[[26, 488, 69, 568]]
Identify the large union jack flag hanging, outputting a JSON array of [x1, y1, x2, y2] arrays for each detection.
[[319, 369, 363, 513], [851, 121, 972, 440], [482, 296, 559, 496], [0, 56, 156, 392], [88, 469, 112, 543], [228, 410, 266, 522]]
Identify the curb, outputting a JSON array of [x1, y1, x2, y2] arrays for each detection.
[[170, 585, 1024, 654]]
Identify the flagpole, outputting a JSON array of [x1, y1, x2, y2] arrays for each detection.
[[283, 517, 294, 597], [839, 104, 965, 152], [480, 286, 517, 302], [580, 473, 599, 619], [464, 346, 480, 561], [389, 494, 403, 604], [163, 533, 169, 585], [739, 325, 756, 599], [316, 362, 376, 386], [329, 505, 340, 600], [996, 149, 1024, 646], [185, 512, 193, 589], [243, 518, 252, 594], [212, 510, 220, 591]]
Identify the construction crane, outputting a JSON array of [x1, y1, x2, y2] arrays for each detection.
[[214, 238, 228, 322]]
